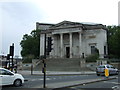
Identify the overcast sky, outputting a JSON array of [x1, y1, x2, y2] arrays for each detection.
[[0, 0, 119, 57]]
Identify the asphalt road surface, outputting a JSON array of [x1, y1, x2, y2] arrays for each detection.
[[1, 74, 119, 89], [70, 77, 119, 90]]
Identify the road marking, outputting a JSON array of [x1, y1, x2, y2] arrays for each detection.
[[83, 84, 86, 86], [53, 78, 56, 80], [29, 78, 51, 81], [31, 79, 37, 81], [103, 81, 120, 85], [116, 77, 118, 79], [112, 86, 120, 90], [39, 78, 51, 80]]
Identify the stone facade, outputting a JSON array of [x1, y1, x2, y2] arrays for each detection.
[[37, 21, 108, 58]]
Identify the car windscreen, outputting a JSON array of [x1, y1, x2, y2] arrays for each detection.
[[99, 66, 105, 68], [0, 69, 14, 75], [106, 65, 114, 68]]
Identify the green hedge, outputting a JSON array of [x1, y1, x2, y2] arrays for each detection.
[[86, 54, 99, 62]]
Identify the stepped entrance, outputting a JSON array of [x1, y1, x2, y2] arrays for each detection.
[[33, 58, 90, 71]]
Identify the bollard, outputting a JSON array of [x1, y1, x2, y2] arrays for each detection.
[[31, 65, 33, 75], [105, 68, 109, 78]]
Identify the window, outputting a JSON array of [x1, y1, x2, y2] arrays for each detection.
[[106, 65, 110, 68], [0, 69, 2, 75], [99, 66, 105, 68], [0, 69, 7, 75], [107, 65, 114, 68], [91, 46, 96, 54], [104, 46, 107, 55], [0, 69, 13, 75]]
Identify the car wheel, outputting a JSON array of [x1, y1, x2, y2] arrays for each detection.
[[14, 79, 22, 87], [96, 72, 100, 76], [116, 71, 119, 75], [97, 73, 100, 76]]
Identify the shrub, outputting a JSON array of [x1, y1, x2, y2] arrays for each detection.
[[86, 54, 99, 62]]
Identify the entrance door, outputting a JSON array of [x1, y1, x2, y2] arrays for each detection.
[[66, 47, 70, 58]]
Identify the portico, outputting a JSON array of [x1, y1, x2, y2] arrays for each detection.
[[52, 31, 82, 58]]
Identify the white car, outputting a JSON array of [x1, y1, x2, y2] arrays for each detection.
[[0, 68, 24, 87], [96, 64, 119, 76]]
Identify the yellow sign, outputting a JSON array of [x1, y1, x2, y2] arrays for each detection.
[[105, 68, 109, 77]]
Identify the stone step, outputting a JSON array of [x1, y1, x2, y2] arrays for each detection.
[[33, 58, 91, 71]]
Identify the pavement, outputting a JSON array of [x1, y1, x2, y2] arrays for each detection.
[[17, 70, 118, 89], [17, 70, 96, 76]]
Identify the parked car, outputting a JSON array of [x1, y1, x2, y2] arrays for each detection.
[[96, 64, 119, 76], [0, 68, 24, 86]]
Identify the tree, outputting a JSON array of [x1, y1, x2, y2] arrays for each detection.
[[107, 26, 120, 58], [20, 29, 40, 62]]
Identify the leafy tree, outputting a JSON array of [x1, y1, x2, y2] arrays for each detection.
[[107, 26, 120, 58], [20, 29, 40, 61]]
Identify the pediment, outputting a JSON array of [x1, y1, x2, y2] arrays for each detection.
[[49, 21, 82, 29]]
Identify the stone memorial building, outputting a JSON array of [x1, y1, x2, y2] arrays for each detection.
[[37, 21, 107, 59]]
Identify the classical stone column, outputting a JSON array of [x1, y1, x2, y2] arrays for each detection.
[[79, 32, 82, 58], [51, 35, 54, 58], [69, 33, 72, 58], [40, 34, 45, 56], [60, 33, 63, 58]]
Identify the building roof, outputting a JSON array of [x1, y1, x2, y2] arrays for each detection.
[[36, 22, 54, 26], [38, 21, 107, 33]]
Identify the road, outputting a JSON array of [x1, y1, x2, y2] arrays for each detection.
[[70, 78, 119, 90], [1, 74, 119, 89], [3, 74, 99, 88]]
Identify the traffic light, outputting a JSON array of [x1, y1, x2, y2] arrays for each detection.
[[7, 54, 10, 60], [9, 45, 14, 56], [47, 37, 53, 54]]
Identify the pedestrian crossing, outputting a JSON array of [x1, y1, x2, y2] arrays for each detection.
[[25, 75, 82, 82], [30, 78, 51, 81], [25, 75, 93, 82]]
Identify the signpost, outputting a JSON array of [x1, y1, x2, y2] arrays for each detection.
[[43, 34, 46, 88], [42, 59, 46, 88]]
